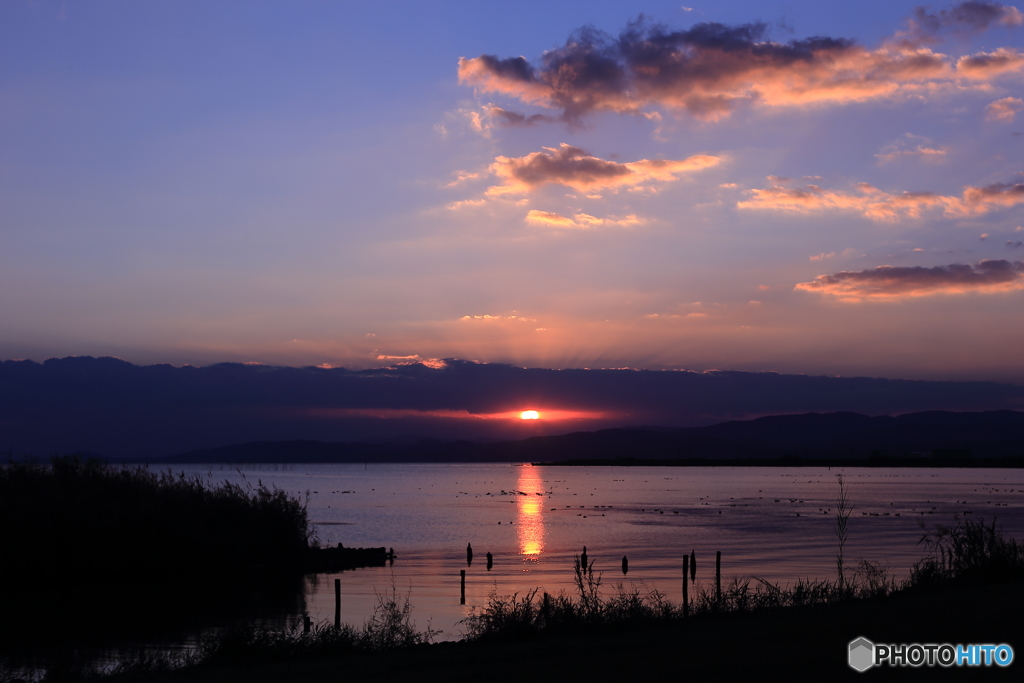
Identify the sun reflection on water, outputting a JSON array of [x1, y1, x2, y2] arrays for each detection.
[[516, 466, 545, 563]]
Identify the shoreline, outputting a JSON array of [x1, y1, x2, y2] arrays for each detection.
[[86, 577, 1024, 682]]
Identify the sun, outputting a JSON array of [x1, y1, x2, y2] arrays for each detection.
[[520, 410, 540, 420]]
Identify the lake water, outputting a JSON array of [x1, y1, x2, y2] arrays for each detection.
[[177, 463, 1024, 642]]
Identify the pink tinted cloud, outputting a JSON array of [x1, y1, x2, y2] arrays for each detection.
[[739, 181, 1024, 221], [956, 47, 1024, 78], [458, 5, 1024, 122], [488, 143, 719, 194], [525, 210, 642, 229], [795, 259, 1024, 300], [986, 96, 1024, 120]]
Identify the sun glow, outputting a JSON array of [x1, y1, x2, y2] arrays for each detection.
[[520, 410, 540, 420]]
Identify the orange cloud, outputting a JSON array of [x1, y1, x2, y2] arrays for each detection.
[[446, 198, 487, 211], [488, 143, 719, 195], [444, 171, 481, 188], [986, 96, 1024, 121], [458, 9, 1024, 122], [376, 355, 448, 369], [795, 259, 1024, 300], [525, 209, 642, 229], [459, 313, 536, 322], [739, 181, 1024, 221], [956, 48, 1024, 78], [963, 182, 1024, 207]]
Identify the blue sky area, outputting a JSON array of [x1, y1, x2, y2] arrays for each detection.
[[3, 1, 1024, 383]]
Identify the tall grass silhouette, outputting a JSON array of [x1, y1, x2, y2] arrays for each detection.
[[909, 516, 1024, 587], [834, 473, 852, 590], [0, 455, 313, 587], [0, 455, 315, 652]]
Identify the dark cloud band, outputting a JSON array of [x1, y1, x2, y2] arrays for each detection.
[[3, 356, 1023, 457], [459, 3, 1024, 121], [796, 260, 1024, 299]]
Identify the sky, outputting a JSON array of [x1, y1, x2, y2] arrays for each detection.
[[3, 1, 1024, 385]]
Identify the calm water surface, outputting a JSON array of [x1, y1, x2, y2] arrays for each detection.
[[179, 463, 1024, 641]]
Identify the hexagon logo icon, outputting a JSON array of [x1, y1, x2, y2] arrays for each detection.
[[849, 637, 875, 672]]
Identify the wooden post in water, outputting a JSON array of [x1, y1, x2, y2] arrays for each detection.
[[303, 615, 311, 634], [460, 569, 466, 605], [334, 578, 341, 629], [682, 554, 689, 617], [715, 551, 722, 609]]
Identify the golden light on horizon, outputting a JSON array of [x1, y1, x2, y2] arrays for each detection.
[[306, 407, 610, 422]]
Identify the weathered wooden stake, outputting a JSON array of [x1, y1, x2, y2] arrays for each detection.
[[334, 578, 341, 629], [682, 554, 689, 618], [621, 555, 628, 574], [303, 615, 311, 633], [715, 550, 722, 608], [460, 569, 466, 605]]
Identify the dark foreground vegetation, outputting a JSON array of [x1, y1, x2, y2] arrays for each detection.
[[1, 456, 312, 584], [0, 457, 324, 652], [7, 515, 1020, 682], [3, 461, 1022, 681]]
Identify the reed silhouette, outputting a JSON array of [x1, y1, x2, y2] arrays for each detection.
[[1, 456, 312, 585], [458, 524, 1020, 645], [573, 551, 602, 618], [71, 581, 439, 678], [834, 473, 852, 590], [908, 516, 1024, 587], [0, 456, 315, 648]]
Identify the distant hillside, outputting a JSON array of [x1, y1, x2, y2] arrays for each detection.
[[149, 410, 1024, 464], [6, 356, 1024, 458]]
